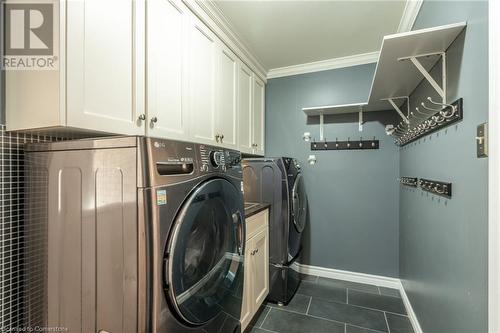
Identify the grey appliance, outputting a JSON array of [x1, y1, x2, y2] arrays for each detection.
[[242, 157, 307, 305], [25, 136, 245, 333]]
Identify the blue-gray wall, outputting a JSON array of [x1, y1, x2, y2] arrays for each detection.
[[399, 2, 489, 333], [265, 64, 400, 277]]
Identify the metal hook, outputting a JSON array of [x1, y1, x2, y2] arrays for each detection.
[[421, 102, 442, 113], [427, 97, 457, 118]]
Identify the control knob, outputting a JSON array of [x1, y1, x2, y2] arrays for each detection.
[[209, 151, 224, 168]]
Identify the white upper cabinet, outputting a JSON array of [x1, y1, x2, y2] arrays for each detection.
[[216, 44, 239, 149], [252, 76, 265, 155], [147, 0, 189, 140], [66, 0, 145, 135], [238, 63, 254, 154], [5, 0, 266, 149], [187, 15, 218, 145]]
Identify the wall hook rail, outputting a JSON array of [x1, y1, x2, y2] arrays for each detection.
[[419, 178, 452, 198]]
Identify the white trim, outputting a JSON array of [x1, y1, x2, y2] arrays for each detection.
[[184, 0, 268, 82], [397, 0, 424, 33], [293, 263, 400, 289], [398, 281, 424, 333], [489, 0, 500, 332], [293, 263, 423, 333], [267, 52, 380, 79]]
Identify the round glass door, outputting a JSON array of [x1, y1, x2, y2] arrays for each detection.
[[292, 174, 307, 233], [164, 178, 244, 325]]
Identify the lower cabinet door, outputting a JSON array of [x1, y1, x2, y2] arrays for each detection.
[[241, 237, 254, 331], [252, 227, 269, 309]]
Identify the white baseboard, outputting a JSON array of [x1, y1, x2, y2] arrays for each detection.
[[293, 263, 422, 333], [398, 280, 424, 333]]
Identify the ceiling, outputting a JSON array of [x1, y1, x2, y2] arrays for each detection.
[[214, 1, 407, 71]]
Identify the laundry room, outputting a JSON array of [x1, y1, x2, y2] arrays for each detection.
[[0, 0, 498, 333]]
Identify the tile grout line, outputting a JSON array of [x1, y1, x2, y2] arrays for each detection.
[[306, 295, 408, 317], [306, 296, 312, 315], [346, 288, 349, 304], [377, 286, 382, 295], [259, 306, 272, 328]]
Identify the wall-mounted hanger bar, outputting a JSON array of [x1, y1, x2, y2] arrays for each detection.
[[419, 178, 452, 198], [399, 177, 418, 187], [394, 98, 463, 146], [311, 137, 379, 151], [382, 96, 410, 123]]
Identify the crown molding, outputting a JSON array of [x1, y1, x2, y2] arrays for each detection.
[[184, 0, 268, 82], [267, 51, 380, 79], [397, 0, 424, 33]]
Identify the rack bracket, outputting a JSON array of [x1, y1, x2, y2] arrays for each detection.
[[405, 52, 447, 104], [383, 96, 410, 124]]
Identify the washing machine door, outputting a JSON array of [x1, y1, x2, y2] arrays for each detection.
[[165, 178, 244, 326], [292, 173, 307, 233]]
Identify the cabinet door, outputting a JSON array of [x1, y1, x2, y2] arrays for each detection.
[[216, 44, 238, 149], [240, 237, 254, 332], [252, 227, 269, 309], [252, 76, 265, 156], [147, 0, 189, 140], [238, 63, 253, 154], [187, 15, 217, 145], [66, 0, 145, 135]]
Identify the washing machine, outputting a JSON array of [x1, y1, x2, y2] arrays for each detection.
[[242, 157, 307, 305], [25, 136, 245, 333]]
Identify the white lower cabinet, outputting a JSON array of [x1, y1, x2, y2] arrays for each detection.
[[241, 209, 269, 331]]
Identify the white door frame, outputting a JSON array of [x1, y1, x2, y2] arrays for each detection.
[[489, 0, 500, 332]]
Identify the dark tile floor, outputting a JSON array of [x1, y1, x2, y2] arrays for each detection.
[[246, 275, 414, 333]]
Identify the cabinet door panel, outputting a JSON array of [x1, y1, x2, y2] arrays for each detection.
[[66, 0, 144, 135], [238, 64, 253, 154], [240, 238, 254, 332], [147, 0, 189, 139], [217, 45, 238, 149], [188, 17, 217, 145], [252, 227, 269, 309], [253, 77, 265, 155]]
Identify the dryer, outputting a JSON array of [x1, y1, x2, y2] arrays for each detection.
[[25, 136, 245, 333], [242, 157, 307, 305]]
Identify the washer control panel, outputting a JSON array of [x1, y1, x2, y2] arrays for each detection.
[[198, 145, 241, 173]]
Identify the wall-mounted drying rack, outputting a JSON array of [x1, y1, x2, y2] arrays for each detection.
[[301, 22, 467, 147], [311, 137, 379, 151], [419, 178, 452, 198], [399, 177, 418, 187]]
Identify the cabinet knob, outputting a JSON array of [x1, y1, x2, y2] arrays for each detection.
[[215, 134, 220, 143], [138, 114, 146, 121], [150, 117, 158, 126], [220, 134, 224, 143]]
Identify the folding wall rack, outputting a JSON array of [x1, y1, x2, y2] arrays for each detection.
[[302, 22, 467, 147]]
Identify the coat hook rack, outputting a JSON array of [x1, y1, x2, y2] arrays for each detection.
[[391, 98, 463, 146], [399, 177, 418, 187], [311, 137, 379, 151], [419, 178, 452, 198]]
